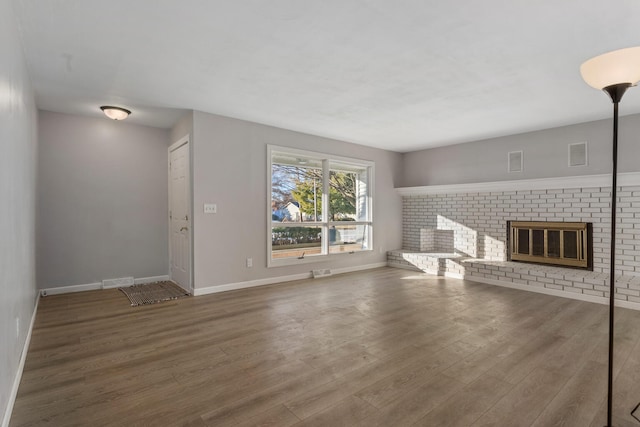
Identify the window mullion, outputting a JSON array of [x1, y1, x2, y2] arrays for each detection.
[[321, 159, 329, 255]]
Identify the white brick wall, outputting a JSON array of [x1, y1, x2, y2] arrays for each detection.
[[419, 228, 454, 252], [398, 185, 640, 303]]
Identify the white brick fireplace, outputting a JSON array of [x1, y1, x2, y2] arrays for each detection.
[[389, 173, 640, 309]]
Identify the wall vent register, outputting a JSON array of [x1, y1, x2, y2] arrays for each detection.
[[508, 151, 523, 173], [568, 142, 588, 167], [508, 221, 592, 269]]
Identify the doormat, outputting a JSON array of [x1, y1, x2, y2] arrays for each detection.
[[119, 281, 189, 307]]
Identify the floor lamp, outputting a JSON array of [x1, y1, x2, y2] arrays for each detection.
[[580, 46, 640, 427]]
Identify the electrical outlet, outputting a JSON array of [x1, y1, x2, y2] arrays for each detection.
[[204, 203, 217, 214], [246, 258, 253, 268], [15, 317, 20, 339]]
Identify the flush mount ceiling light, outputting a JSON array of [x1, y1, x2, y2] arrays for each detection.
[[580, 45, 640, 427], [100, 105, 131, 120]]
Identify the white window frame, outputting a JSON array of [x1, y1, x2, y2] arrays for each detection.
[[267, 144, 374, 267]]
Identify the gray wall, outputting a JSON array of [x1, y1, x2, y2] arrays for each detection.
[[170, 111, 193, 143], [1, 0, 38, 423], [37, 111, 171, 289], [402, 113, 640, 187], [191, 111, 403, 289]]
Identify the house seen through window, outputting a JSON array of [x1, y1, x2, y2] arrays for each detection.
[[269, 146, 373, 265]]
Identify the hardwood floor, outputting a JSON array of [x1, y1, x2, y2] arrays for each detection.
[[10, 267, 640, 426]]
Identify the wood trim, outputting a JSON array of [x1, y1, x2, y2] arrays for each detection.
[[3, 293, 39, 427], [41, 282, 102, 296], [194, 262, 387, 296], [267, 144, 375, 268], [168, 135, 193, 293], [41, 275, 171, 296], [396, 171, 640, 196]]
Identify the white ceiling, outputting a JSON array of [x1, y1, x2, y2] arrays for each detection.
[[13, 0, 640, 152]]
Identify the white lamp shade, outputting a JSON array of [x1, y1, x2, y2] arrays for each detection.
[[580, 46, 640, 90], [100, 106, 131, 120]]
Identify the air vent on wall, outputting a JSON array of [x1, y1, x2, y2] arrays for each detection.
[[569, 142, 588, 167], [312, 269, 332, 278], [508, 151, 523, 173], [102, 276, 134, 289]]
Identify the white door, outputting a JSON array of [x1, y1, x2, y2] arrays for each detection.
[[169, 138, 191, 292]]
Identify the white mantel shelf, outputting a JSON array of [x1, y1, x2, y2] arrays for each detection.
[[396, 172, 640, 196]]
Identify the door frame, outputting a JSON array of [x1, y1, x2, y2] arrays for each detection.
[[168, 134, 193, 293]]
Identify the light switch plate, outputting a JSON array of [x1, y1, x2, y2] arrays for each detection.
[[204, 203, 217, 214]]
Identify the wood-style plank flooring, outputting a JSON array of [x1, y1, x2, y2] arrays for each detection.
[[10, 267, 640, 426]]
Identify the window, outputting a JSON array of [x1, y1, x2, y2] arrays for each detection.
[[268, 145, 373, 266]]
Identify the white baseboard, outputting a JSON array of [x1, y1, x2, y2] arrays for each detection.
[[332, 262, 387, 275], [459, 274, 640, 310], [3, 293, 39, 427], [40, 282, 101, 296], [40, 275, 171, 296], [194, 273, 311, 296], [194, 263, 388, 296]]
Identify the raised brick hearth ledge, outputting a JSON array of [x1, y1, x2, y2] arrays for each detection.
[[387, 250, 640, 310]]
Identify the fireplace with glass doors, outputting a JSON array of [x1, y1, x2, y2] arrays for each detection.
[[507, 221, 593, 270]]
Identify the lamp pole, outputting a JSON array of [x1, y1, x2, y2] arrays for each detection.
[[581, 46, 640, 427], [602, 83, 630, 427]]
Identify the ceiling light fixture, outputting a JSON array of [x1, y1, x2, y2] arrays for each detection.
[[100, 105, 131, 120], [580, 46, 640, 427]]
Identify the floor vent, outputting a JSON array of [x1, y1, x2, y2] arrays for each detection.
[[102, 277, 135, 289], [312, 269, 332, 278]]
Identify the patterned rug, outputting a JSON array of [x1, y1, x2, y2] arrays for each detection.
[[119, 281, 189, 306]]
